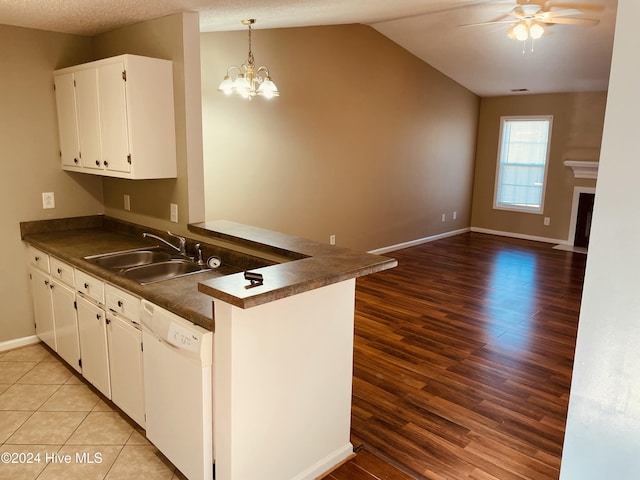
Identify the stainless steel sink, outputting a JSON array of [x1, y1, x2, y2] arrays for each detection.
[[122, 260, 209, 285], [85, 248, 210, 284], [89, 249, 173, 270]]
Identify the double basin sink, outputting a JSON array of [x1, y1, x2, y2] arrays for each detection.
[[85, 247, 211, 285]]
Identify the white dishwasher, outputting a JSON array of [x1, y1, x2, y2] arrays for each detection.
[[141, 300, 213, 480]]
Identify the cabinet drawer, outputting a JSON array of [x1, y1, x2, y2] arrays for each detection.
[[50, 257, 75, 287], [28, 246, 50, 273], [105, 284, 140, 322], [75, 270, 105, 305]]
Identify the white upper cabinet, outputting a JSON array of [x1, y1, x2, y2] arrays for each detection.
[[53, 73, 81, 168], [53, 54, 177, 179]]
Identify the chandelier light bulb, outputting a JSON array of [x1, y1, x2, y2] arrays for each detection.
[[218, 76, 233, 95]]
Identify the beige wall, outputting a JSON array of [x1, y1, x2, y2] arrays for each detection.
[[94, 12, 204, 236], [1, 13, 202, 344], [471, 92, 607, 242], [0, 25, 103, 343], [201, 25, 479, 252]]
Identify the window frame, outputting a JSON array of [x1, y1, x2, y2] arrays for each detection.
[[493, 115, 553, 214]]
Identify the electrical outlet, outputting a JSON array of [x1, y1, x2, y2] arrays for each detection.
[[441, 213, 446, 222], [124, 194, 131, 211], [42, 192, 55, 209], [453, 211, 457, 220], [170, 203, 178, 223], [329, 234, 336, 245], [544, 217, 551, 226]]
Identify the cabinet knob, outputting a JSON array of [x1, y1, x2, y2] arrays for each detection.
[[57, 268, 62, 274], [104, 161, 109, 167], [34, 256, 40, 262], [44, 280, 49, 286], [74, 158, 79, 164], [95, 160, 100, 166], [84, 283, 89, 289], [117, 300, 123, 307], [96, 314, 101, 320]]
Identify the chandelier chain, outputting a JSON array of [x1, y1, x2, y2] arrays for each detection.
[[247, 22, 254, 65]]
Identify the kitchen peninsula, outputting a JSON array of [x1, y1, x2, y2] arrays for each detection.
[[21, 215, 397, 480]]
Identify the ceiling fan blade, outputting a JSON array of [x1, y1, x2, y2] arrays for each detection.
[[458, 19, 517, 27], [543, 16, 600, 25], [540, 8, 585, 17], [543, 1, 605, 13]]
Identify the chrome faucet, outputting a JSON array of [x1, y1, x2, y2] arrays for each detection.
[[142, 231, 187, 256]]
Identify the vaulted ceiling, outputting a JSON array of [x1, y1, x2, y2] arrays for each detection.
[[0, 0, 617, 96]]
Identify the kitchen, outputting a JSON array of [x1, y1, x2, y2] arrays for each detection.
[[2, 1, 640, 479]]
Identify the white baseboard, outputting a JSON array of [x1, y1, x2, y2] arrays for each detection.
[[0, 335, 40, 352], [470, 227, 568, 245], [368, 228, 471, 255], [293, 442, 354, 480]]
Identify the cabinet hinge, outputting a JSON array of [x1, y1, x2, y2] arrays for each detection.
[[73, 301, 77, 310], [122, 70, 127, 81], [78, 358, 82, 368], [73, 79, 76, 87], [141, 342, 143, 352], [127, 154, 132, 164]]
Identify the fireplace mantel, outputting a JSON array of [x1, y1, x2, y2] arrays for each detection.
[[564, 160, 599, 180]]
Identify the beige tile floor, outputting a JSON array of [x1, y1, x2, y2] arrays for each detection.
[[0, 343, 186, 480]]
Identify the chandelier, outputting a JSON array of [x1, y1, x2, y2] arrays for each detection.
[[218, 19, 279, 99]]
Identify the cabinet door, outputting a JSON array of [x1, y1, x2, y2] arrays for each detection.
[[108, 314, 145, 427], [29, 267, 56, 351], [53, 73, 81, 168], [98, 62, 131, 174], [29, 267, 57, 350], [74, 68, 102, 171], [76, 296, 111, 398], [51, 281, 81, 373]]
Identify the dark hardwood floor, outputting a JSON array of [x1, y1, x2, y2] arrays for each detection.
[[328, 232, 587, 480]]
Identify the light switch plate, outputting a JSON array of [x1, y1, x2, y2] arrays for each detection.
[[170, 203, 178, 223]]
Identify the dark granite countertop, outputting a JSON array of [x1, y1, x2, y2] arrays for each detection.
[[22, 227, 221, 330], [21, 216, 397, 330], [190, 220, 397, 309]]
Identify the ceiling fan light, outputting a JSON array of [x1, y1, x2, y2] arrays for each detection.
[[513, 22, 529, 41], [529, 22, 544, 40]]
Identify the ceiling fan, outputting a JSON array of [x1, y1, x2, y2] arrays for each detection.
[[461, 0, 602, 45]]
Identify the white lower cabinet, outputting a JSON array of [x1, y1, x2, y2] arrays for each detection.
[[51, 280, 81, 373], [29, 266, 57, 351], [50, 257, 81, 373], [107, 313, 145, 428], [76, 295, 111, 398]]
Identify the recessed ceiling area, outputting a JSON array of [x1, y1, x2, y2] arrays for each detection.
[[0, 0, 617, 96]]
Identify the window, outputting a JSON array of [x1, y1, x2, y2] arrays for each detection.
[[494, 116, 552, 213]]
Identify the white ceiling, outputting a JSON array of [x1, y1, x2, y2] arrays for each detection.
[[0, 0, 617, 96]]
